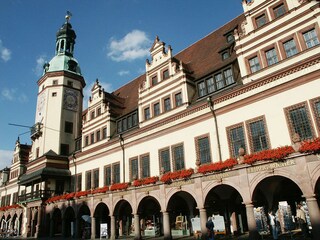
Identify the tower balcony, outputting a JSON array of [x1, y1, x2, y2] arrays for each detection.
[[30, 122, 43, 140]]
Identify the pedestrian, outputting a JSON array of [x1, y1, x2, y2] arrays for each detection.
[[206, 216, 215, 240], [268, 211, 278, 240], [296, 203, 309, 239]]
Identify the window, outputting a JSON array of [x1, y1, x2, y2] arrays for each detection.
[[91, 133, 95, 144], [60, 144, 69, 156], [222, 51, 230, 60], [283, 39, 298, 58], [103, 127, 107, 139], [67, 81, 73, 87], [303, 29, 319, 49], [214, 68, 234, 90], [206, 77, 215, 93], [96, 130, 101, 142], [162, 69, 169, 80], [65, 121, 73, 134], [159, 148, 171, 173], [130, 158, 139, 181], [249, 56, 261, 73], [93, 169, 99, 189], [247, 117, 269, 152], [173, 144, 185, 171], [154, 103, 160, 116], [198, 81, 207, 97], [265, 48, 278, 66], [53, 80, 58, 85], [97, 107, 101, 116], [255, 14, 267, 28], [104, 166, 112, 186], [86, 171, 92, 190], [128, 115, 132, 129], [52, 92, 57, 97], [133, 112, 138, 126], [140, 155, 150, 178], [311, 98, 320, 132], [117, 121, 122, 133], [91, 111, 95, 120], [196, 136, 211, 164], [214, 73, 224, 90], [226, 34, 234, 43], [144, 107, 150, 120], [224, 68, 235, 85], [273, 3, 286, 18], [285, 103, 314, 140], [77, 174, 82, 191], [175, 93, 183, 107], [151, 75, 158, 86], [228, 124, 246, 158], [164, 98, 171, 112], [113, 163, 120, 184], [122, 119, 127, 131], [84, 136, 89, 147]]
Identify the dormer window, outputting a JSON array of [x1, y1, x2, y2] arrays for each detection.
[[255, 14, 267, 28], [226, 34, 234, 43], [222, 51, 230, 60]]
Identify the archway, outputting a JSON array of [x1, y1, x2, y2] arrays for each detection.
[[93, 202, 110, 238], [315, 177, 320, 206], [114, 200, 132, 237], [52, 208, 62, 236], [167, 191, 197, 236], [138, 196, 161, 237], [78, 203, 91, 239], [252, 176, 304, 235], [204, 184, 246, 236], [64, 206, 75, 237]]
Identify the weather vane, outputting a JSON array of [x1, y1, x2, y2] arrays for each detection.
[[65, 11, 72, 22]]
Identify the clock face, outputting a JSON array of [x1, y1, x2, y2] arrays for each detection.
[[64, 89, 78, 111], [36, 92, 46, 122]]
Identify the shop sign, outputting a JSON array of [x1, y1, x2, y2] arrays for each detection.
[[247, 159, 295, 174], [165, 179, 194, 188], [203, 171, 238, 182], [136, 185, 159, 193]]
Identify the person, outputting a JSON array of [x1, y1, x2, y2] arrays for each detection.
[[268, 211, 278, 240], [206, 216, 215, 240], [296, 203, 308, 239]]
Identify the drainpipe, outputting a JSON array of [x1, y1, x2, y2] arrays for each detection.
[[207, 96, 222, 162]]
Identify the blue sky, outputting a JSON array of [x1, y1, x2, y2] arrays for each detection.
[[0, 0, 243, 168]]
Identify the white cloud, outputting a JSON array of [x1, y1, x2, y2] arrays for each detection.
[[118, 70, 130, 76], [0, 40, 12, 62], [0, 150, 13, 169], [33, 55, 47, 76], [107, 30, 151, 62], [83, 80, 113, 109], [1, 88, 16, 101]]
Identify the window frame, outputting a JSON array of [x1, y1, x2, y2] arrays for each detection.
[[245, 115, 270, 153], [226, 123, 247, 158], [270, 1, 287, 20], [195, 134, 212, 165], [172, 143, 185, 171], [253, 11, 268, 29], [159, 147, 171, 174], [129, 157, 139, 181], [104, 165, 112, 186], [284, 101, 315, 141], [174, 92, 183, 107], [162, 68, 170, 80], [144, 107, 150, 120], [310, 97, 320, 135], [140, 154, 150, 179]]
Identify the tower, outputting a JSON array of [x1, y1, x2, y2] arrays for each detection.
[[31, 12, 85, 160]]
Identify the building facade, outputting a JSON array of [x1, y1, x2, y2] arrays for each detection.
[[1, 0, 320, 239]]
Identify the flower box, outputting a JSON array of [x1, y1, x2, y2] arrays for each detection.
[[299, 137, 320, 154], [198, 158, 237, 174], [160, 168, 194, 183], [110, 183, 129, 191]]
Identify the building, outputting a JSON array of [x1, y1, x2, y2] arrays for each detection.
[[0, 0, 320, 239]]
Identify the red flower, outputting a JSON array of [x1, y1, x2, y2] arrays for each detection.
[[133, 176, 159, 187], [198, 158, 237, 174], [243, 146, 294, 165], [160, 168, 194, 183], [75, 190, 92, 198], [110, 183, 129, 191], [299, 137, 320, 154]]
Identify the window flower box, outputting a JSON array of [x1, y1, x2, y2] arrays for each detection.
[[110, 183, 129, 191], [160, 168, 194, 183], [133, 176, 159, 187], [243, 146, 294, 165], [299, 137, 320, 154], [198, 158, 237, 174], [92, 186, 109, 194]]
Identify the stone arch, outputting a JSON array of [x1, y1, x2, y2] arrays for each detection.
[[113, 199, 133, 237], [64, 206, 75, 237], [52, 207, 62, 237], [137, 196, 162, 236], [78, 203, 91, 239], [93, 202, 110, 238], [204, 183, 247, 236], [166, 191, 197, 237]]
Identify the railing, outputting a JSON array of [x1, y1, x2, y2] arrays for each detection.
[[18, 190, 55, 203], [30, 122, 42, 140]]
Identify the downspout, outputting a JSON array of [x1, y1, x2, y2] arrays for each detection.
[[207, 96, 222, 162]]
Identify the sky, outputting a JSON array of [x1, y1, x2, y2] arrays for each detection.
[[0, 0, 244, 169]]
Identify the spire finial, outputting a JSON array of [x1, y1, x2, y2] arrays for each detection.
[[65, 11, 72, 23]]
